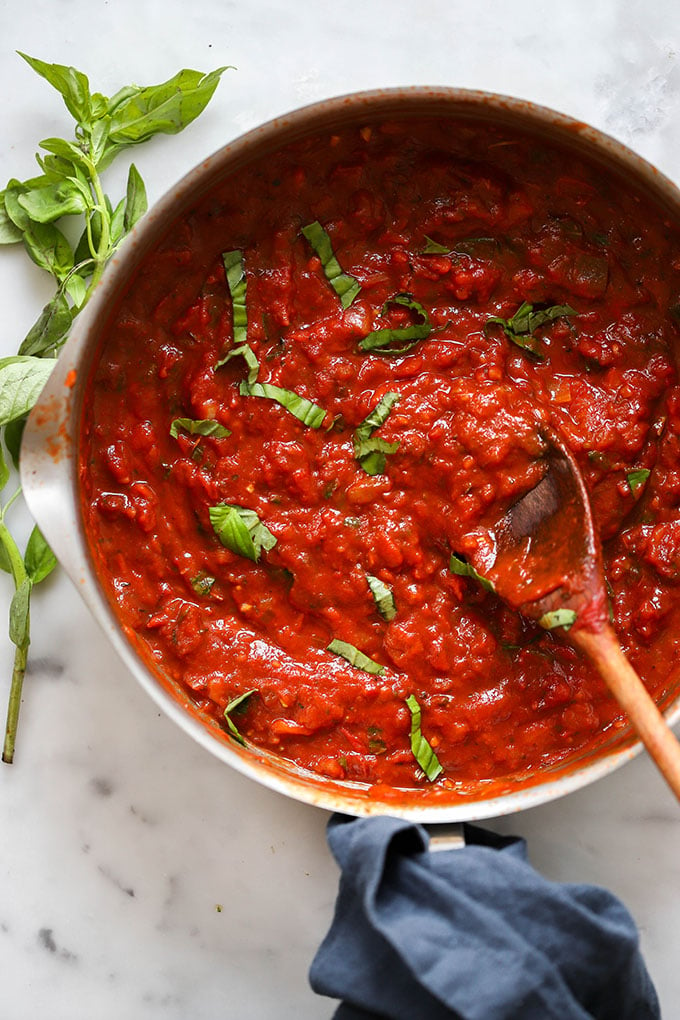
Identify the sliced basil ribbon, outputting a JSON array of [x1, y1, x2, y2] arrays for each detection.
[[405, 694, 443, 781], [301, 220, 360, 309], [327, 638, 384, 675], [239, 380, 326, 428], [358, 293, 431, 356], [223, 249, 248, 345]]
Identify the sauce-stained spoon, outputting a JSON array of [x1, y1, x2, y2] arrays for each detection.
[[462, 429, 680, 802]]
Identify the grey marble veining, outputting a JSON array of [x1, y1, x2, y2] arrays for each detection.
[[0, 1, 679, 1017]]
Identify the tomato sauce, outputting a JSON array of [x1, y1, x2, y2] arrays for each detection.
[[80, 115, 680, 796]]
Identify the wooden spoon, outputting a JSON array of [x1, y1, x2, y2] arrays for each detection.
[[463, 429, 680, 802]]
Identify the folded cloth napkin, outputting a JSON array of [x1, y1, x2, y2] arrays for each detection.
[[310, 815, 660, 1020]]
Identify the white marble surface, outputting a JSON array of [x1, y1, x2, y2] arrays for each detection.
[[0, 1, 679, 1016]]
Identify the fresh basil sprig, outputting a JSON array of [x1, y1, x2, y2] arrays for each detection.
[[449, 553, 495, 594], [222, 249, 248, 345], [358, 294, 431, 355], [301, 220, 361, 309], [224, 689, 256, 746], [405, 694, 443, 781], [485, 301, 576, 357], [354, 392, 400, 475], [327, 639, 384, 675], [170, 418, 231, 440], [239, 380, 326, 428], [209, 504, 277, 563], [366, 574, 396, 621], [0, 53, 227, 764]]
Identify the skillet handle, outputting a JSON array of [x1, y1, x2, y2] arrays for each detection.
[[426, 823, 465, 852]]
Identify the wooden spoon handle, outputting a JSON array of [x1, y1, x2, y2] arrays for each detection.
[[573, 625, 680, 803]]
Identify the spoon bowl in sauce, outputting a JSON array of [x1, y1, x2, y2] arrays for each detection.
[[463, 430, 680, 803]]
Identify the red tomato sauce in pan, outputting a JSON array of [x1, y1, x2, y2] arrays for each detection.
[[80, 115, 680, 796]]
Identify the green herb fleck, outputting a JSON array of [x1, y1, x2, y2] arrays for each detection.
[[366, 573, 396, 621], [405, 694, 443, 781], [538, 608, 577, 631], [627, 468, 650, 497], [191, 572, 216, 596]]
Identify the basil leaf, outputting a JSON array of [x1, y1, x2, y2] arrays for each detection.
[[108, 67, 228, 145], [354, 391, 400, 475], [170, 418, 231, 440], [405, 694, 443, 781], [486, 301, 576, 357], [19, 293, 73, 357], [9, 578, 32, 649], [0, 357, 56, 425], [18, 179, 90, 223], [627, 468, 650, 497], [24, 526, 57, 585], [64, 273, 88, 309], [539, 608, 577, 631], [358, 294, 431, 355], [301, 221, 361, 309], [209, 504, 276, 562], [222, 249, 248, 345], [123, 164, 147, 232], [23, 221, 74, 281], [0, 444, 9, 492], [19, 53, 93, 125], [239, 380, 326, 428], [191, 572, 215, 596], [39, 136, 88, 167], [224, 689, 256, 746], [215, 342, 259, 385], [327, 638, 384, 675], [366, 574, 396, 621], [449, 554, 495, 594], [4, 417, 26, 470], [0, 194, 23, 244]]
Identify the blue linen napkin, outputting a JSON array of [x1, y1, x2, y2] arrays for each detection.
[[310, 815, 660, 1020]]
